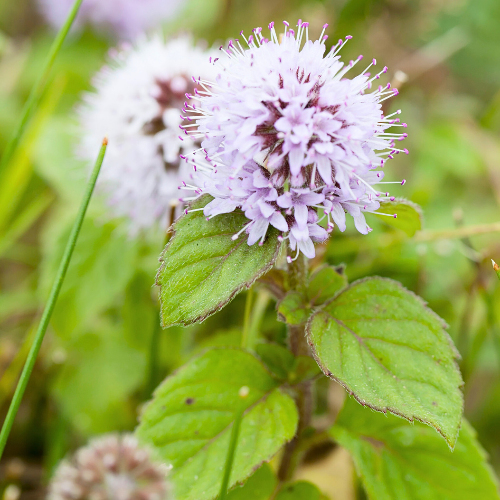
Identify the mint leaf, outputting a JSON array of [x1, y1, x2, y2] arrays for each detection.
[[136, 348, 298, 500], [275, 481, 326, 500], [277, 291, 309, 325], [277, 265, 348, 326], [373, 199, 423, 237], [308, 265, 347, 306], [224, 464, 276, 500], [307, 277, 463, 447], [157, 195, 281, 327], [332, 398, 499, 500]]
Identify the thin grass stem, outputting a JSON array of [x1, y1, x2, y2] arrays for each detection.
[[0, 0, 83, 174], [0, 138, 107, 459], [241, 288, 254, 348], [492, 259, 500, 281]]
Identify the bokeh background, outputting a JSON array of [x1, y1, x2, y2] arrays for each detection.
[[1, 0, 500, 498]]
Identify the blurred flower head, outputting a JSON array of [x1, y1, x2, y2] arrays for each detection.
[[48, 434, 171, 500], [37, 0, 184, 39], [183, 21, 407, 260], [78, 35, 215, 233]]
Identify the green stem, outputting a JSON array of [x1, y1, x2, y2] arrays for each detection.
[[219, 391, 247, 500], [278, 251, 312, 481], [0, 0, 83, 175], [241, 288, 254, 348], [0, 139, 107, 459]]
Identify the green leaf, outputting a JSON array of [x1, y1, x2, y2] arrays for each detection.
[[156, 195, 281, 328], [332, 398, 500, 500], [373, 199, 423, 237], [275, 481, 326, 500], [277, 291, 309, 325], [224, 464, 277, 500], [278, 266, 348, 326], [308, 265, 347, 306], [136, 348, 298, 500], [306, 277, 463, 447]]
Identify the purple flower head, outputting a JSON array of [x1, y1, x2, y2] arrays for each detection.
[[181, 21, 407, 260], [37, 0, 184, 39]]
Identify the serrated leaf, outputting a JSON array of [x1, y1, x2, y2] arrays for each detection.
[[156, 195, 281, 327], [308, 265, 348, 306], [306, 277, 463, 447], [373, 199, 423, 237], [277, 291, 309, 325], [136, 348, 298, 500], [224, 464, 276, 500], [275, 481, 326, 500], [332, 398, 500, 500]]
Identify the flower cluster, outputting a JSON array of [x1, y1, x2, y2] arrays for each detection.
[[37, 0, 184, 39], [78, 36, 215, 232], [48, 434, 171, 500], [181, 21, 407, 260]]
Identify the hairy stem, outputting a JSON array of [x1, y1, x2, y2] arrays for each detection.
[[0, 139, 107, 459], [278, 251, 313, 481]]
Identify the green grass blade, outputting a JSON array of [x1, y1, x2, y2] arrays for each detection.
[[0, 138, 107, 459], [0, 0, 83, 174]]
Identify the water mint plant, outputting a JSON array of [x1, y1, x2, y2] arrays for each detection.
[[1, 5, 500, 500], [136, 20, 499, 500]]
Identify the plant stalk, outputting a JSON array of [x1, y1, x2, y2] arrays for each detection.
[[278, 251, 313, 481], [0, 139, 107, 459], [241, 288, 254, 348], [0, 0, 83, 175]]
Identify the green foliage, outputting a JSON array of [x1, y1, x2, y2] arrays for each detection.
[[224, 464, 277, 500], [275, 481, 326, 500], [308, 265, 348, 305], [307, 277, 463, 447], [332, 398, 500, 500], [52, 323, 146, 435], [278, 291, 309, 325], [374, 199, 423, 237], [40, 216, 139, 335], [278, 265, 347, 325], [136, 348, 298, 500], [256, 342, 321, 384], [156, 195, 281, 328]]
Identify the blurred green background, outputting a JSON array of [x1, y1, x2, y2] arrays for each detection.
[[0, 0, 500, 498]]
